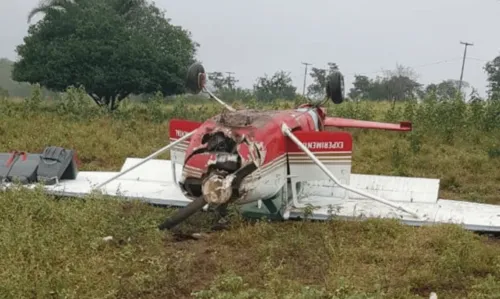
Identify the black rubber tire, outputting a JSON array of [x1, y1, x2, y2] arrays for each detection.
[[186, 62, 205, 94], [326, 71, 344, 104], [158, 197, 208, 230]]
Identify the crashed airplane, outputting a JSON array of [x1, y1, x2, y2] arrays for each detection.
[[2, 62, 500, 232]]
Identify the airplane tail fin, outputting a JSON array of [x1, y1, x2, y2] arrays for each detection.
[[168, 119, 202, 164]]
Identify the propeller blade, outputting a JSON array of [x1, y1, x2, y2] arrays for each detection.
[[158, 196, 208, 230]]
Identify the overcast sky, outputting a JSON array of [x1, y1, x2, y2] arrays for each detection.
[[1, 0, 500, 96]]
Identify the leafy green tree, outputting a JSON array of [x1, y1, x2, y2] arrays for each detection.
[[485, 55, 500, 98], [382, 75, 423, 102], [425, 79, 468, 100], [208, 72, 228, 90], [348, 64, 422, 102], [307, 62, 339, 99], [12, 0, 198, 110], [253, 71, 297, 102], [205, 72, 252, 102], [217, 87, 254, 103], [348, 75, 372, 100], [207, 72, 238, 90]]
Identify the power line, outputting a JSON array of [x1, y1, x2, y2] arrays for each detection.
[[301, 62, 312, 95], [407, 58, 464, 69], [466, 57, 488, 62], [345, 57, 487, 78], [459, 41, 474, 93], [345, 56, 491, 79], [346, 58, 463, 77]]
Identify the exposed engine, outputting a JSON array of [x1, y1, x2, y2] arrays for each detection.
[[203, 132, 240, 173], [179, 131, 252, 204]]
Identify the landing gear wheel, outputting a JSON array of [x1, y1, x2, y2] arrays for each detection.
[[326, 71, 344, 104], [186, 62, 206, 94], [158, 197, 207, 230]]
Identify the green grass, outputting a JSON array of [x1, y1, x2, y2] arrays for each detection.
[[1, 89, 500, 298]]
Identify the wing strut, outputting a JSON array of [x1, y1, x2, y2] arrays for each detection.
[[94, 130, 196, 189], [281, 123, 421, 220]]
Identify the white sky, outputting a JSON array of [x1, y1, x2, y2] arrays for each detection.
[[1, 0, 499, 96]]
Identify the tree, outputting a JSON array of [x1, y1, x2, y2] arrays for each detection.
[[381, 75, 422, 102], [254, 71, 297, 102], [207, 72, 238, 91], [12, 0, 198, 110], [485, 55, 500, 97], [348, 75, 371, 100], [382, 64, 419, 82], [380, 64, 422, 102], [348, 64, 422, 102], [425, 79, 468, 100], [307, 62, 339, 99], [206, 72, 252, 102]]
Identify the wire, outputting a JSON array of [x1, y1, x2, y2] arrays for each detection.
[[466, 57, 489, 62], [345, 57, 463, 77]]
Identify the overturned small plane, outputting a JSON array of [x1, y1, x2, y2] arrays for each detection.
[[2, 62, 500, 232]]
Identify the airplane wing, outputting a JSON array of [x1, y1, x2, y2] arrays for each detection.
[[279, 128, 500, 232], [0, 117, 206, 208], [0, 148, 192, 208], [324, 117, 412, 131], [4, 126, 500, 233], [284, 191, 500, 233]]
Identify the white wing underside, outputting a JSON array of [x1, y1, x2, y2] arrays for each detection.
[[4, 158, 500, 233]]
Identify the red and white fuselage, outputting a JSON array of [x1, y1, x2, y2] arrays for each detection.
[[168, 105, 346, 205]]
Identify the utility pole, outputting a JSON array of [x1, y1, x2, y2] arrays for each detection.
[[301, 62, 311, 95], [458, 41, 473, 93], [225, 72, 235, 89]]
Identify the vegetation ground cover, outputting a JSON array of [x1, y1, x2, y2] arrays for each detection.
[[1, 90, 500, 298]]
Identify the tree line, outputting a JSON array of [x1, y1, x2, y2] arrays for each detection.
[[205, 62, 481, 104], [3, 0, 500, 110]]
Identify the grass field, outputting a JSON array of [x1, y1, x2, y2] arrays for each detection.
[[1, 89, 500, 298]]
